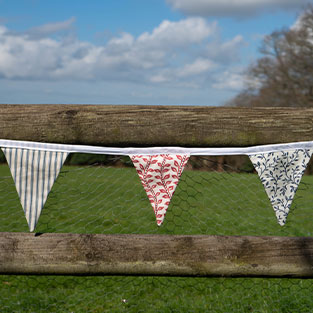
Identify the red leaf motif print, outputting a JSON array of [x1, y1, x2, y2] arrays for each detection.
[[130, 154, 189, 226]]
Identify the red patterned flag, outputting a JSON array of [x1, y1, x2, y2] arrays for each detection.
[[131, 154, 189, 226]]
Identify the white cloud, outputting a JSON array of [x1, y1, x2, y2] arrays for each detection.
[[24, 17, 76, 39], [0, 17, 244, 91], [212, 68, 246, 90], [167, 0, 312, 17], [150, 58, 216, 84], [137, 18, 216, 48], [205, 35, 244, 63], [177, 58, 216, 77]]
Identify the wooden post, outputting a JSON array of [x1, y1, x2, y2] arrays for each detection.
[[0, 233, 312, 277], [1, 105, 313, 146]]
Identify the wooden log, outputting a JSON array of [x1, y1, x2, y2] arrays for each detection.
[[0, 232, 312, 277], [1, 104, 313, 146]]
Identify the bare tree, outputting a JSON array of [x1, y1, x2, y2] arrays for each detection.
[[226, 5, 313, 107]]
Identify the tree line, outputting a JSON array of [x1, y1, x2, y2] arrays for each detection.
[[226, 5, 313, 107]]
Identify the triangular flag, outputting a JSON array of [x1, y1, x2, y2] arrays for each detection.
[[249, 149, 312, 226], [131, 154, 189, 226], [1, 148, 68, 232]]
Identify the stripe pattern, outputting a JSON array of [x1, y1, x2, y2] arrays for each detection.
[[2, 148, 68, 232]]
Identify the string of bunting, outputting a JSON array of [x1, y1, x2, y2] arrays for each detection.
[[1, 139, 313, 232]]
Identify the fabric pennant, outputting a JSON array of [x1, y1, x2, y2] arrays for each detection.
[[2, 148, 68, 232], [131, 154, 189, 226], [249, 149, 312, 226]]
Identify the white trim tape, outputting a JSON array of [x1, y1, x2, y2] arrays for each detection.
[[1, 139, 313, 156]]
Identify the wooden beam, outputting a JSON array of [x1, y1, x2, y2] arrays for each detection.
[[0, 233, 312, 277], [1, 104, 313, 146]]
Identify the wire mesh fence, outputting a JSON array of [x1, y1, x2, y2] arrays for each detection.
[[0, 153, 312, 312]]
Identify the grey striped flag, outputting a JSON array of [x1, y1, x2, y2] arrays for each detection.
[[2, 148, 68, 232]]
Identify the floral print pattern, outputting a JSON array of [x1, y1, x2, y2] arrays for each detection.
[[131, 154, 189, 226], [249, 149, 312, 225]]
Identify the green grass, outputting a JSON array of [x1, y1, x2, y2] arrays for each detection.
[[0, 163, 312, 312], [0, 276, 312, 313]]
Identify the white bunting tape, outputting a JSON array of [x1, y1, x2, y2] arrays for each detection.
[[1, 139, 313, 156]]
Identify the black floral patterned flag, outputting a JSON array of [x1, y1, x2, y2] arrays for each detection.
[[249, 149, 312, 225]]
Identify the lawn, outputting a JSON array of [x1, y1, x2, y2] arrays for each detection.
[[0, 161, 312, 312]]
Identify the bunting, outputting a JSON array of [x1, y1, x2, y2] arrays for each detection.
[[249, 149, 312, 225], [130, 154, 189, 225], [0, 139, 313, 230], [2, 148, 68, 232]]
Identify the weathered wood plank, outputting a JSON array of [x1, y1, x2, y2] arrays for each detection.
[[1, 104, 313, 146], [0, 233, 312, 277]]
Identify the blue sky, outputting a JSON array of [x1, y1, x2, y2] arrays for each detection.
[[0, 0, 312, 106]]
